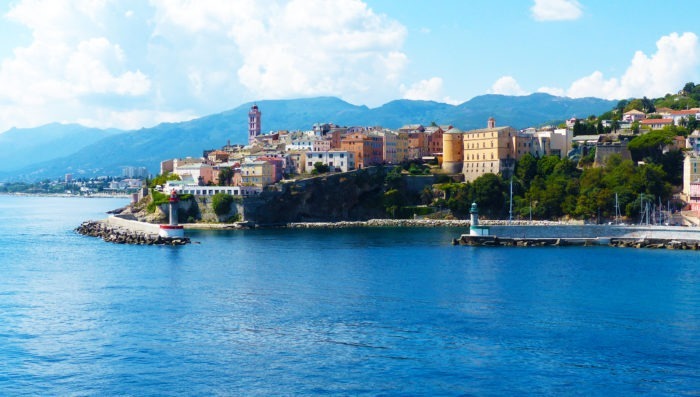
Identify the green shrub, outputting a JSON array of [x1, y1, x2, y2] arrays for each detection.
[[212, 193, 234, 216]]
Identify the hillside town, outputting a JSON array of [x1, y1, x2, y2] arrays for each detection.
[[158, 102, 700, 216]]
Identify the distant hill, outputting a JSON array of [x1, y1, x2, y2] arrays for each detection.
[[0, 94, 616, 181], [0, 123, 121, 174]]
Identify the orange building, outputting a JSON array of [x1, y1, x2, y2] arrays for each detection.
[[340, 133, 383, 168]]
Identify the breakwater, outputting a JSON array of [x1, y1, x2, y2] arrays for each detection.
[[456, 224, 700, 249], [75, 220, 190, 245], [456, 234, 700, 250]]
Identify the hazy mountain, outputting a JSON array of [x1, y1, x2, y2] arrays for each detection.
[[0, 123, 121, 173], [0, 94, 616, 181]]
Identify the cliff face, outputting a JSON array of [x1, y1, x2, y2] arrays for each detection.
[[242, 167, 388, 225], [123, 167, 390, 225]]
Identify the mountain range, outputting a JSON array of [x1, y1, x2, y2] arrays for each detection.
[[0, 93, 616, 182]]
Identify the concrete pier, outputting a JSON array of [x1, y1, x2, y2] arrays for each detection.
[[455, 234, 700, 250]]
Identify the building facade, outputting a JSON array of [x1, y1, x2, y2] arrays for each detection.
[[683, 153, 700, 201], [340, 133, 383, 169], [462, 123, 518, 182], [304, 150, 355, 173], [241, 160, 274, 187]]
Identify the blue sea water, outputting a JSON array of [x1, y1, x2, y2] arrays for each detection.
[[0, 195, 698, 396]]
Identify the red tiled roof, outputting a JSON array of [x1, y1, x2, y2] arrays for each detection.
[[640, 118, 673, 124], [670, 110, 699, 115]]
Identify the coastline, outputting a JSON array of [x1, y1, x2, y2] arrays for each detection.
[[180, 218, 577, 230], [1, 192, 132, 198]]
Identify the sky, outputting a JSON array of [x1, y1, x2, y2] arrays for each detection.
[[0, 0, 698, 133]]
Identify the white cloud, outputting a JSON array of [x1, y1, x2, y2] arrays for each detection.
[[402, 77, 443, 100], [488, 76, 528, 96], [0, 0, 409, 132], [531, 0, 582, 22], [537, 86, 566, 96], [565, 32, 700, 99], [0, 0, 154, 131], [151, 0, 408, 106], [400, 77, 463, 104]]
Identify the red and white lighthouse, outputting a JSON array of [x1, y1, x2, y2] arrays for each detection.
[[159, 190, 185, 238]]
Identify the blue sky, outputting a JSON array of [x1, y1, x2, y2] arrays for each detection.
[[0, 0, 698, 133]]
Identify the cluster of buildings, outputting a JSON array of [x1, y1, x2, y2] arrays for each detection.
[[160, 105, 456, 195], [159, 104, 700, 216], [623, 107, 700, 130], [442, 117, 573, 181]]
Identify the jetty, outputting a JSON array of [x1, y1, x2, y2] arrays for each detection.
[[76, 219, 190, 245], [453, 202, 700, 250], [454, 235, 700, 250], [76, 192, 190, 245]]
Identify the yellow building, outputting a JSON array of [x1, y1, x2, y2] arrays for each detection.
[[241, 160, 274, 187], [395, 131, 409, 163], [461, 118, 523, 182], [441, 128, 463, 173]]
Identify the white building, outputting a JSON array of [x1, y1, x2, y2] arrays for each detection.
[[164, 181, 261, 196], [303, 150, 355, 173], [534, 128, 573, 158]]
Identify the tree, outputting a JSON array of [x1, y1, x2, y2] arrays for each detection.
[[631, 121, 640, 134], [536, 155, 561, 177], [611, 120, 620, 133], [515, 153, 538, 189], [385, 167, 405, 190], [312, 162, 330, 174], [641, 96, 655, 113], [149, 173, 181, 188], [627, 130, 676, 163], [616, 99, 629, 115], [217, 167, 233, 186], [472, 173, 506, 218], [659, 150, 684, 186], [683, 82, 696, 95], [212, 193, 234, 217]]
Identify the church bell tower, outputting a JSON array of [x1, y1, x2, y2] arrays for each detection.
[[248, 104, 261, 145]]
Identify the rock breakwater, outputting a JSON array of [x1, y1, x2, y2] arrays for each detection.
[[76, 220, 190, 245]]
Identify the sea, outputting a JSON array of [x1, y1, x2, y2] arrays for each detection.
[[0, 195, 698, 396]]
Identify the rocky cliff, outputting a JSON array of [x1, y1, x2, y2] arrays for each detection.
[[243, 167, 388, 225], [121, 167, 390, 226]]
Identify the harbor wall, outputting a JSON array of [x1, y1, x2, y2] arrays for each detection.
[[106, 215, 162, 234], [486, 224, 700, 240]]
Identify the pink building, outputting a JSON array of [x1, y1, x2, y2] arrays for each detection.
[[689, 182, 700, 212]]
